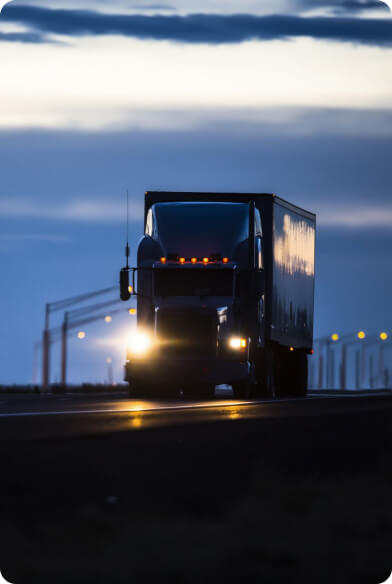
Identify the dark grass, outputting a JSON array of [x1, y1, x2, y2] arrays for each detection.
[[0, 405, 391, 583]]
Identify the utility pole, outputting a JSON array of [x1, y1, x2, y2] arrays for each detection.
[[41, 286, 117, 390], [61, 312, 68, 386], [42, 304, 50, 390]]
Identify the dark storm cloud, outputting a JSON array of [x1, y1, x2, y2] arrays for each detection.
[[297, 0, 390, 12], [1, 4, 392, 46], [0, 31, 49, 43]]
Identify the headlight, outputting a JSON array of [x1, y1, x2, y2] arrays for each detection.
[[127, 331, 153, 356], [229, 337, 248, 350]]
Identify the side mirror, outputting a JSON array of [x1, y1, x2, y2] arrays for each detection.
[[120, 268, 131, 301]]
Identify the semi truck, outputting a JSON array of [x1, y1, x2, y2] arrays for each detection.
[[120, 192, 316, 399]]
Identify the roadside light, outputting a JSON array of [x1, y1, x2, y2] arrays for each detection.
[[357, 331, 366, 340], [77, 331, 86, 340], [129, 308, 137, 315], [127, 331, 152, 356], [290, 347, 295, 352], [105, 315, 112, 323], [179, 257, 186, 264], [203, 257, 209, 265], [331, 333, 340, 342], [229, 337, 247, 350], [191, 257, 197, 264], [160, 257, 167, 264], [380, 332, 388, 341], [223, 257, 229, 264]]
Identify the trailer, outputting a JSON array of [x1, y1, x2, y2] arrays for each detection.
[[120, 192, 316, 399]]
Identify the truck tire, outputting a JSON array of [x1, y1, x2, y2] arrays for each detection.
[[291, 352, 308, 398], [232, 381, 251, 399], [253, 348, 274, 399]]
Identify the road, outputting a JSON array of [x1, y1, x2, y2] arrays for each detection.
[[0, 388, 391, 439], [1, 389, 391, 583]]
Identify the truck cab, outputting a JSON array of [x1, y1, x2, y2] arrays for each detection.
[[121, 192, 315, 399]]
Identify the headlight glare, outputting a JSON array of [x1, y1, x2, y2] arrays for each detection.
[[229, 337, 248, 350], [128, 331, 152, 356]]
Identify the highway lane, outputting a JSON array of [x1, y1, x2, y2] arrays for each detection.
[[0, 389, 391, 440]]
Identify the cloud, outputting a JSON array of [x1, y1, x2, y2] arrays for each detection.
[[0, 198, 143, 222], [1, 4, 392, 46], [1, 197, 392, 229], [318, 206, 392, 228], [297, 0, 391, 13], [0, 30, 53, 43]]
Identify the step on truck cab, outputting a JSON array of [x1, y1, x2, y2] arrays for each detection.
[[120, 192, 316, 399]]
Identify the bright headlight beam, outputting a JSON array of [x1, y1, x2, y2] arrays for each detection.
[[229, 337, 247, 350], [128, 331, 152, 355]]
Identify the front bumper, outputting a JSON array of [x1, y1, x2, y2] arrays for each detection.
[[125, 358, 250, 385]]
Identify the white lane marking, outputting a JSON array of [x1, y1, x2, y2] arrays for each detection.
[[0, 392, 389, 419]]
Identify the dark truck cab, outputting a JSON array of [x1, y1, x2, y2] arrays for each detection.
[[120, 192, 316, 399]]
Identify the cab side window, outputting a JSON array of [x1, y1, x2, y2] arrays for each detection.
[[145, 208, 153, 237]]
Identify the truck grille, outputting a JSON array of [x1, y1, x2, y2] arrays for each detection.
[[156, 311, 217, 358]]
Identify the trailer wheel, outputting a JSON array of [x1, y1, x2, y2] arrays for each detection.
[[253, 348, 274, 399], [291, 353, 308, 398]]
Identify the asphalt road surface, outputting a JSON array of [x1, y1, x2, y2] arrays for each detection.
[[1, 389, 391, 583]]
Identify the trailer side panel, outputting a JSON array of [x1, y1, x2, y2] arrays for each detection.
[[270, 199, 316, 349]]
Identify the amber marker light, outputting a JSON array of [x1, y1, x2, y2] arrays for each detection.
[[357, 331, 366, 340], [380, 332, 388, 341], [203, 257, 209, 264], [128, 285, 133, 294], [129, 308, 137, 315], [179, 257, 186, 264], [222, 257, 229, 264], [331, 333, 340, 342], [191, 257, 197, 264], [160, 257, 167, 264]]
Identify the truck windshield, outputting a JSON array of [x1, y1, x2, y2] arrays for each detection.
[[152, 202, 249, 257]]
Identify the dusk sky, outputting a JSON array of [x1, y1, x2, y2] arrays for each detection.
[[0, 0, 391, 384]]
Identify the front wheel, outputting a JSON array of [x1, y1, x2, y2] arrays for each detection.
[[232, 381, 251, 400]]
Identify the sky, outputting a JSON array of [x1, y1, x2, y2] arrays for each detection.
[[0, 0, 391, 385]]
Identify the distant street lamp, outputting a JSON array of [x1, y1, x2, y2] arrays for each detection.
[[105, 315, 113, 323], [77, 331, 86, 339]]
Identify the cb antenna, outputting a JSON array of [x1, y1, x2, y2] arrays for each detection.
[[125, 189, 130, 270]]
